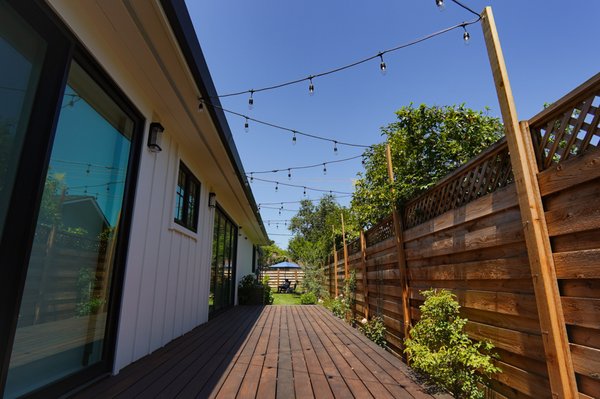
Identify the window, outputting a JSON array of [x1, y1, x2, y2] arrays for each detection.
[[174, 162, 200, 232]]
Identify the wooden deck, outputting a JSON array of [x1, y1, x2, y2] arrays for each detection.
[[73, 306, 439, 398]]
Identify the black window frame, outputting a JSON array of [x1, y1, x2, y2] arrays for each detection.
[[0, 1, 144, 397], [174, 161, 201, 232]]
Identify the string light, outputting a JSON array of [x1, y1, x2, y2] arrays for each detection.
[[323, 163, 327, 175], [287, 168, 291, 180], [249, 176, 351, 194], [303, 187, 307, 196], [275, 182, 279, 192], [259, 205, 299, 212], [250, 173, 254, 182], [244, 117, 249, 132], [292, 131, 297, 145], [198, 98, 204, 112], [204, 101, 371, 148], [462, 25, 470, 45], [378, 52, 387, 75], [248, 90, 254, 110], [247, 154, 363, 175], [204, 17, 480, 100], [258, 195, 352, 206], [333, 141, 338, 155]]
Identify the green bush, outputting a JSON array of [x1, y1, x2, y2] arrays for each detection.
[[358, 316, 387, 348], [404, 289, 501, 399], [238, 274, 266, 305], [300, 292, 317, 305], [329, 296, 348, 319], [262, 275, 274, 305]]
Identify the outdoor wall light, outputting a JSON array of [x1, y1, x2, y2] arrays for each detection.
[[208, 192, 217, 208], [147, 122, 164, 152]]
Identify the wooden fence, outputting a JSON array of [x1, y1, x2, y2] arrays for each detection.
[[263, 268, 304, 292], [323, 73, 600, 399]]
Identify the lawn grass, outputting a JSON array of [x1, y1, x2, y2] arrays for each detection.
[[272, 293, 302, 305]]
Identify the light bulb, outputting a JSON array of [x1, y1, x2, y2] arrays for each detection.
[[275, 182, 278, 192], [323, 163, 327, 175], [463, 29, 470, 45], [288, 169, 291, 180], [333, 141, 338, 155], [292, 131, 297, 145], [303, 187, 307, 196], [309, 77, 314, 96], [379, 54, 387, 75], [248, 90, 254, 110], [198, 100, 204, 113], [436, 0, 445, 10], [250, 173, 254, 183], [244, 118, 249, 133]]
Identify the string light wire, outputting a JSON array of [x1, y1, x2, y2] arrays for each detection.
[[201, 17, 480, 100], [247, 154, 364, 175], [250, 176, 352, 195], [202, 101, 371, 148]]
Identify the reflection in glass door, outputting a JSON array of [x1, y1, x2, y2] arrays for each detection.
[[5, 61, 135, 398], [209, 208, 237, 315]]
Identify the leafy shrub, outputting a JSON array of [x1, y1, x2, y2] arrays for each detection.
[[238, 274, 266, 305], [404, 289, 501, 399], [300, 292, 317, 304], [262, 275, 274, 305], [330, 296, 348, 319], [359, 316, 387, 348]]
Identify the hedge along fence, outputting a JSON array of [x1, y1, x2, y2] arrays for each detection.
[[323, 72, 600, 399]]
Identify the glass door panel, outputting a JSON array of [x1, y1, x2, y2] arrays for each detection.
[[209, 208, 237, 315], [0, 2, 47, 243], [5, 61, 134, 398]]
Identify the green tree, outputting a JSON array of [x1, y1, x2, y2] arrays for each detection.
[[260, 241, 289, 266], [352, 104, 503, 228], [287, 195, 359, 297]]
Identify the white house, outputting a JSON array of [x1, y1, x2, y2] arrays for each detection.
[[0, 0, 268, 397]]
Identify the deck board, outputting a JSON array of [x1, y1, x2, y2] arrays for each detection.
[[73, 306, 441, 398]]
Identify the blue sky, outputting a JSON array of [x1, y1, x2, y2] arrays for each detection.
[[186, 0, 600, 249]]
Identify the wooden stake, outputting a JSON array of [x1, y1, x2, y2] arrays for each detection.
[[360, 230, 369, 319], [385, 143, 411, 344], [333, 227, 339, 297], [481, 7, 577, 398], [341, 213, 349, 279]]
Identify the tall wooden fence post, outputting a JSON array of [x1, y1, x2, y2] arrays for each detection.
[[360, 231, 369, 320], [386, 143, 412, 345], [333, 246, 339, 297], [341, 213, 349, 279], [481, 7, 577, 398]]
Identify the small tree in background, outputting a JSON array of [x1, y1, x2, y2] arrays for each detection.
[[404, 289, 501, 399], [352, 103, 503, 228]]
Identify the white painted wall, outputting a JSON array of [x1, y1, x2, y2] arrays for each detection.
[[114, 135, 215, 372], [235, 236, 254, 304]]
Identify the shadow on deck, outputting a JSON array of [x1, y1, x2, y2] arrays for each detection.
[[72, 306, 438, 398]]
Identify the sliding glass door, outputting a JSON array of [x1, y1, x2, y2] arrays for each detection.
[[209, 208, 237, 315], [4, 60, 136, 398]]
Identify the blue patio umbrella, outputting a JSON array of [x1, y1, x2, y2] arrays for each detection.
[[269, 261, 301, 269], [269, 261, 302, 286]]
